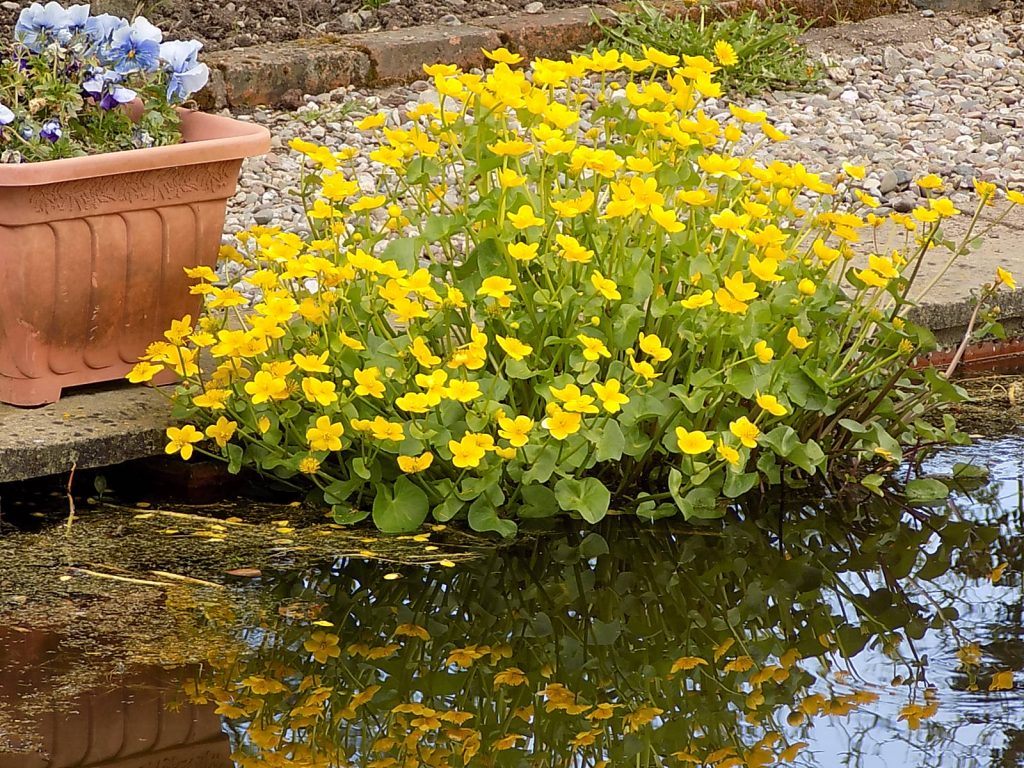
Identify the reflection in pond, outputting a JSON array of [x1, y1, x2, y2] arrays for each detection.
[[1, 438, 1022, 767]]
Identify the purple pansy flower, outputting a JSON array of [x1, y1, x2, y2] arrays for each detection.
[[108, 16, 162, 74], [159, 40, 210, 102], [40, 119, 62, 142], [82, 69, 137, 110]]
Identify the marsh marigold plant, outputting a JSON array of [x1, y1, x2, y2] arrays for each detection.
[[138, 46, 1015, 534]]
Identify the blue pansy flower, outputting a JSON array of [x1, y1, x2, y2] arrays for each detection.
[[85, 13, 128, 60], [40, 119, 62, 142], [82, 69, 137, 110], [108, 16, 162, 74], [0, 104, 15, 126], [14, 2, 90, 52], [159, 40, 210, 102]]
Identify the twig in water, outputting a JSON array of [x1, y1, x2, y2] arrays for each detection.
[[944, 291, 990, 379], [65, 462, 77, 534], [68, 567, 176, 588]]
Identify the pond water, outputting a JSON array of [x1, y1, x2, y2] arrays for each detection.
[[0, 436, 1022, 768]]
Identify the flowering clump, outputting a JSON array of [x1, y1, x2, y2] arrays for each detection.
[[140, 46, 1014, 534], [0, 2, 209, 163]]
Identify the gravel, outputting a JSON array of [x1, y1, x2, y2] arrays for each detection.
[[221, 9, 1024, 253], [0, 0, 610, 51]]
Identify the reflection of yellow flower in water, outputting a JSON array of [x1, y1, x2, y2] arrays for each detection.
[[494, 667, 529, 688], [304, 631, 341, 663]]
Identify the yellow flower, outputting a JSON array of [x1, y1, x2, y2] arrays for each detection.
[[127, 361, 163, 383], [629, 355, 660, 381], [755, 392, 788, 417], [556, 233, 595, 264], [497, 168, 527, 188], [409, 337, 441, 367], [681, 289, 714, 309], [798, 278, 817, 296], [489, 139, 534, 157], [997, 266, 1017, 290], [929, 197, 961, 217], [205, 417, 238, 448], [592, 379, 630, 413], [356, 113, 387, 131], [350, 194, 386, 212], [478, 275, 515, 298], [244, 371, 289, 404], [498, 415, 534, 447], [762, 122, 789, 142], [482, 46, 523, 65], [298, 456, 321, 474], [193, 388, 231, 410], [813, 238, 842, 265], [307, 416, 344, 451], [975, 178, 997, 200], [398, 452, 434, 473], [496, 335, 533, 360], [916, 173, 943, 190], [754, 340, 774, 363], [650, 204, 685, 233], [713, 40, 738, 67], [302, 377, 338, 406], [395, 391, 433, 413], [749, 254, 783, 282], [590, 270, 621, 301], [638, 332, 671, 362], [676, 427, 713, 455], [729, 417, 761, 449], [165, 425, 204, 460], [542, 406, 583, 440], [716, 440, 741, 467], [642, 45, 679, 68], [354, 367, 386, 398], [989, 671, 1014, 691], [1007, 190, 1024, 205], [577, 334, 611, 361], [550, 383, 600, 414], [787, 327, 811, 350], [294, 351, 331, 373], [710, 208, 751, 231], [842, 162, 867, 180], [370, 417, 404, 442], [507, 241, 539, 261], [855, 268, 888, 289], [445, 379, 482, 402], [449, 434, 488, 468], [304, 631, 341, 663]]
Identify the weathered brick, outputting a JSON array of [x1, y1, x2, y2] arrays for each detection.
[[477, 7, 616, 61], [341, 25, 502, 84], [202, 41, 372, 109]]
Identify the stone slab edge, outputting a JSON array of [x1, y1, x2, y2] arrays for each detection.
[[199, 0, 920, 111]]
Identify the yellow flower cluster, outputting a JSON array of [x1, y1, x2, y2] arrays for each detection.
[[137, 46, 1016, 532]]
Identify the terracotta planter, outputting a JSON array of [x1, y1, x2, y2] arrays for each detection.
[[0, 110, 270, 407]]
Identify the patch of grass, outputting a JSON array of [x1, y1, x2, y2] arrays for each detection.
[[596, 1, 819, 95]]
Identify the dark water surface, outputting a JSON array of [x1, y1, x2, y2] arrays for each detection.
[[1, 437, 1023, 768]]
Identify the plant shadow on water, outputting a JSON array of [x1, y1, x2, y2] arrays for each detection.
[[0, 439, 1022, 767]]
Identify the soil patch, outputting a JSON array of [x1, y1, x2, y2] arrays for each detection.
[[0, 0, 612, 52]]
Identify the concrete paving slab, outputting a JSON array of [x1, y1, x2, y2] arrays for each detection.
[[0, 384, 172, 484]]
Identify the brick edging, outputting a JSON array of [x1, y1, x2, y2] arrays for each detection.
[[197, 0, 906, 111], [198, 7, 615, 110]]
